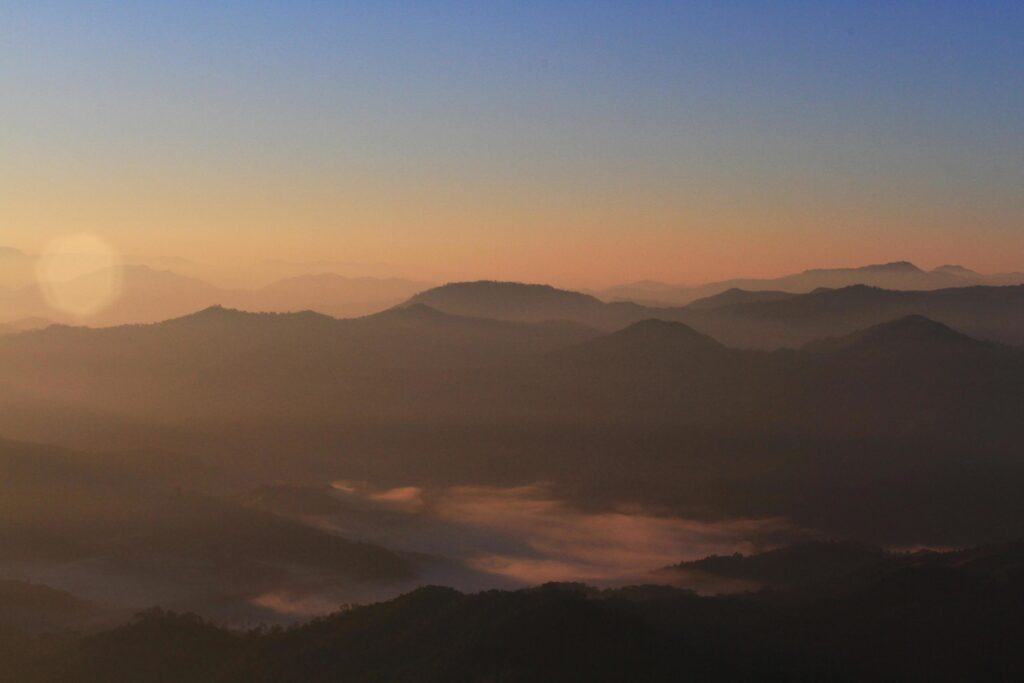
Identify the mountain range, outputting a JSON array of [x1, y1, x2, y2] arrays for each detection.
[[5, 540, 1024, 682], [596, 261, 1024, 305], [1, 299, 1022, 547], [0, 265, 432, 327], [5, 253, 1024, 333], [405, 279, 1024, 348]]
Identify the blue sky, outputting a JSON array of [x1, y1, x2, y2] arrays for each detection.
[[2, 1, 1022, 283]]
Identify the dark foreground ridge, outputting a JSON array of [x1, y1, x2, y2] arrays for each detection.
[[5, 542, 1023, 683]]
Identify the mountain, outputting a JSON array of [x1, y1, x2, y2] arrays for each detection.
[[403, 281, 658, 329], [598, 261, 1024, 306], [803, 315, 986, 354], [0, 304, 598, 421], [9, 542, 1024, 682], [0, 317, 52, 336], [0, 437, 414, 621], [0, 264, 431, 326], [404, 281, 1024, 348], [684, 284, 1024, 349], [0, 266, 224, 326], [684, 288, 796, 310], [552, 319, 727, 368], [1, 307, 1023, 549], [0, 580, 99, 632], [669, 541, 888, 589]]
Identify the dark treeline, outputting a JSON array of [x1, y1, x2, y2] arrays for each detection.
[[4, 541, 1023, 683]]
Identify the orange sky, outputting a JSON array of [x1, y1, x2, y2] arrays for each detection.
[[3, 3, 1022, 289]]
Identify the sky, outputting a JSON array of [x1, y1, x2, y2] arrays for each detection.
[[2, 1, 1023, 287]]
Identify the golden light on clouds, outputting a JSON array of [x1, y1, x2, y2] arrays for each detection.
[[36, 234, 123, 318]]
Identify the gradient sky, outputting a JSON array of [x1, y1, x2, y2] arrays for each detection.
[[2, 1, 1022, 287]]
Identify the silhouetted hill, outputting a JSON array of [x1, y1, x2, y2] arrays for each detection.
[[404, 281, 1024, 348], [0, 317, 52, 336], [0, 438, 414, 620], [670, 541, 888, 588], [684, 284, 1024, 348], [552, 319, 727, 369], [2, 307, 1024, 548], [404, 281, 657, 329], [803, 315, 985, 354], [0, 581, 98, 632], [598, 261, 1024, 306], [684, 288, 796, 310], [8, 542, 1024, 682]]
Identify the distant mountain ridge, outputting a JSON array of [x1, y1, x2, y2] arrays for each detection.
[[597, 261, 1024, 306], [402, 280, 1024, 348], [0, 264, 431, 326]]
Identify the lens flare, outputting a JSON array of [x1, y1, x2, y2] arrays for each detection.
[[36, 234, 123, 318]]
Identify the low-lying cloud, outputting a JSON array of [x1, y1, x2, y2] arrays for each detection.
[[323, 481, 801, 587]]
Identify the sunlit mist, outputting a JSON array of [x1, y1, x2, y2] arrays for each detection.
[[36, 234, 123, 318]]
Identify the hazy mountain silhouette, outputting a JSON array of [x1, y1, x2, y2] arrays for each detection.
[[804, 315, 986, 354], [404, 280, 657, 329], [0, 580, 99, 632], [404, 280, 1024, 348], [7, 541, 1024, 682], [0, 265, 223, 326], [0, 317, 52, 336], [683, 288, 797, 310], [598, 261, 1024, 305], [0, 437, 414, 621], [2, 307, 1023, 549], [550, 319, 730, 372], [686, 284, 1024, 348], [669, 541, 888, 588], [0, 260, 429, 326]]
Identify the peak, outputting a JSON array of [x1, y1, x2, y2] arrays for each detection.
[[805, 315, 979, 353], [168, 306, 336, 326], [864, 315, 969, 339], [405, 281, 603, 321], [182, 305, 242, 319], [933, 264, 978, 276], [425, 281, 577, 296], [592, 318, 724, 351], [685, 288, 795, 311], [382, 303, 452, 320], [861, 261, 922, 273]]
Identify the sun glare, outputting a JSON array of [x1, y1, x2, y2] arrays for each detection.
[[36, 233, 123, 318]]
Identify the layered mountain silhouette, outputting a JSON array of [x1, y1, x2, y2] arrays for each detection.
[[598, 261, 1024, 305], [403, 280, 654, 328], [7, 541, 1024, 682], [2, 304, 1023, 547], [0, 437, 414, 621], [668, 541, 889, 589], [402, 280, 1024, 348], [0, 260, 427, 326]]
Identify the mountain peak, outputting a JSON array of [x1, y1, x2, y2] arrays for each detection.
[[379, 303, 456, 321], [176, 304, 243, 321], [933, 264, 978, 276], [560, 318, 725, 363], [805, 315, 981, 353], [404, 281, 607, 324], [685, 288, 796, 310], [859, 261, 923, 273]]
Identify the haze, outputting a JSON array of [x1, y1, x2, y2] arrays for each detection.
[[3, 3, 1024, 682]]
